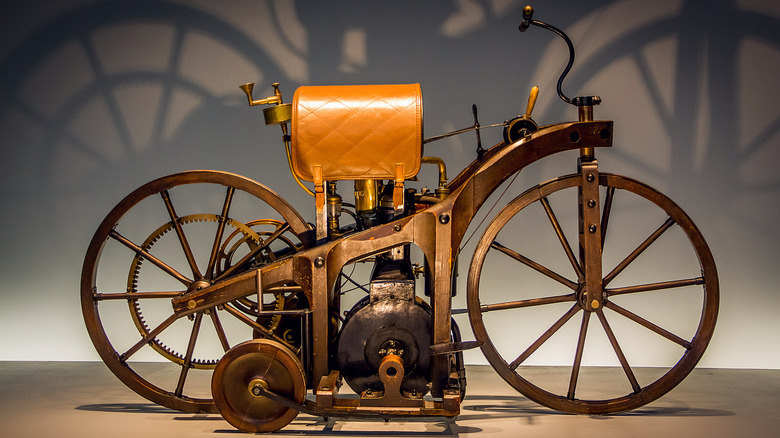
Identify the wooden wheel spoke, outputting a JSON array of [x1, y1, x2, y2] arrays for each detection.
[[94, 291, 183, 301], [491, 241, 579, 290], [216, 222, 291, 281], [595, 309, 641, 393], [606, 277, 705, 296], [161, 190, 203, 280], [603, 217, 676, 286], [109, 229, 192, 286], [509, 304, 580, 370], [175, 312, 204, 397], [540, 197, 584, 279], [605, 301, 692, 349], [480, 293, 576, 313], [601, 186, 615, 250], [119, 313, 179, 362], [567, 311, 591, 400], [209, 309, 231, 353], [206, 187, 236, 280]]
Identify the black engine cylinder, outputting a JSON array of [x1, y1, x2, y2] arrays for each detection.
[[336, 297, 432, 396]]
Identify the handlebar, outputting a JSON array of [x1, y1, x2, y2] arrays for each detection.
[[520, 6, 600, 108]]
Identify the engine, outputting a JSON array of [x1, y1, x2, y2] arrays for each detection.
[[336, 257, 433, 396]]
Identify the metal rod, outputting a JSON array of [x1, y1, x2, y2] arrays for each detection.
[[94, 291, 182, 300]]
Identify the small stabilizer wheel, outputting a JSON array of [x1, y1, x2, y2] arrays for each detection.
[[212, 339, 306, 433]]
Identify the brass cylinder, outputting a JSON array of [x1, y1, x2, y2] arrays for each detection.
[[579, 105, 595, 159], [327, 183, 342, 238], [263, 103, 292, 125], [354, 180, 379, 214]]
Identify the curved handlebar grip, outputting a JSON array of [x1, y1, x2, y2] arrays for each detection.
[[519, 5, 534, 31], [525, 86, 539, 118], [523, 5, 534, 20]]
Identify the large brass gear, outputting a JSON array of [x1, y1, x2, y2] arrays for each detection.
[[81, 170, 313, 413], [129, 215, 307, 368], [220, 218, 308, 348], [128, 213, 262, 368]]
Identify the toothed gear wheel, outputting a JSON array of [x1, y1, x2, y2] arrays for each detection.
[[82, 171, 313, 413], [218, 218, 307, 344], [128, 213, 263, 368]]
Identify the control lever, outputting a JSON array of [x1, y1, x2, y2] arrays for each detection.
[[503, 85, 540, 144], [472, 104, 484, 159]]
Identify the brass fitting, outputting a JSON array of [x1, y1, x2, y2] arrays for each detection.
[[421, 156, 449, 199], [327, 183, 342, 238]]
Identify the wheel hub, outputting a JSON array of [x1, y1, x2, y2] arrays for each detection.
[[576, 284, 606, 311], [188, 279, 212, 293], [248, 378, 268, 397]]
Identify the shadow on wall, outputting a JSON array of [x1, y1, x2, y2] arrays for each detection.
[[0, 0, 778, 363], [541, 0, 780, 246]]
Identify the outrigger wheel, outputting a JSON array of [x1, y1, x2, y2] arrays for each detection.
[[212, 339, 306, 433]]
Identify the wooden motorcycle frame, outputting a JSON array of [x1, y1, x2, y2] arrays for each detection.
[[81, 6, 718, 433]]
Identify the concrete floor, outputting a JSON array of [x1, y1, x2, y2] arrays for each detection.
[[1, 362, 778, 437]]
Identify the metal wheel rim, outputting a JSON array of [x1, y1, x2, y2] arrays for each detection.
[[80, 170, 311, 413]]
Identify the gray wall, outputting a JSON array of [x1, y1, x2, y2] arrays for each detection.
[[1, 0, 778, 368]]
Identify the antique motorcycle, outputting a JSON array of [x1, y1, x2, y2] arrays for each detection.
[[81, 6, 718, 433]]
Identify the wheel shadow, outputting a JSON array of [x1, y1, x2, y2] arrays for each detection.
[[75, 402, 180, 414]]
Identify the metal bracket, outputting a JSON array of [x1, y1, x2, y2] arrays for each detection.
[[430, 340, 483, 355]]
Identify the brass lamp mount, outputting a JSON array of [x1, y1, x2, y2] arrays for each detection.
[[239, 82, 292, 125]]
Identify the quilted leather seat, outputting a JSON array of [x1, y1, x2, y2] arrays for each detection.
[[291, 84, 423, 182]]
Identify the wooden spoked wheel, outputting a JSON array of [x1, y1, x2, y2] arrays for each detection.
[[81, 170, 311, 413], [467, 173, 718, 414], [211, 339, 306, 433]]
